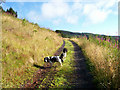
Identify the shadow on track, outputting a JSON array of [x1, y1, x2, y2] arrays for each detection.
[[33, 64, 51, 69]]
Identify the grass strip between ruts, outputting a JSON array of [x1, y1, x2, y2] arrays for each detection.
[[39, 40, 75, 88]]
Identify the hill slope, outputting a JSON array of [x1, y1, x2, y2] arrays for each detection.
[[2, 12, 63, 88], [55, 30, 120, 42]]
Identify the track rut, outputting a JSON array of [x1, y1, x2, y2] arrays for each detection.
[[69, 40, 96, 88], [22, 40, 65, 88]]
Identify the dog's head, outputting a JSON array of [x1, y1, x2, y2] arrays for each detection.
[[63, 48, 67, 53], [44, 57, 50, 62]]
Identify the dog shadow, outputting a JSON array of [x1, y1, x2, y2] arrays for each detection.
[[33, 64, 53, 69]]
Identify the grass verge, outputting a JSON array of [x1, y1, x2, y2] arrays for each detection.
[[72, 38, 120, 88]]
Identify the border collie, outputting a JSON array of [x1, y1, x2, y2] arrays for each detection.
[[44, 48, 67, 66]]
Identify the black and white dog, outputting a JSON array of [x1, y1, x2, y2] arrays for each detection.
[[44, 48, 67, 66]]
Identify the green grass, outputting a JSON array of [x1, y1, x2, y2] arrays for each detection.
[[38, 40, 75, 88]]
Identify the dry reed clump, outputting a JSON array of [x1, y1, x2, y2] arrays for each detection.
[[2, 13, 63, 88], [72, 38, 119, 88]]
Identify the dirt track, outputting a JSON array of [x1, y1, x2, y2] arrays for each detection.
[[69, 40, 96, 88], [22, 40, 96, 88], [22, 40, 65, 88]]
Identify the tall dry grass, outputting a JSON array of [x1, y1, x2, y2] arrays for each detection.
[[72, 38, 120, 88], [2, 12, 63, 88]]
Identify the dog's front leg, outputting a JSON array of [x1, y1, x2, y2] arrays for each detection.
[[59, 59, 63, 66], [61, 63, 63, 66], [49, 61, 53, 67]]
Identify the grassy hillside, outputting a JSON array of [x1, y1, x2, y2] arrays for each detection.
[[56, 30, 100, 38], [56, 30, 120, 43], [72, 37, 120, 88], [2, 12, 63, 88]]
